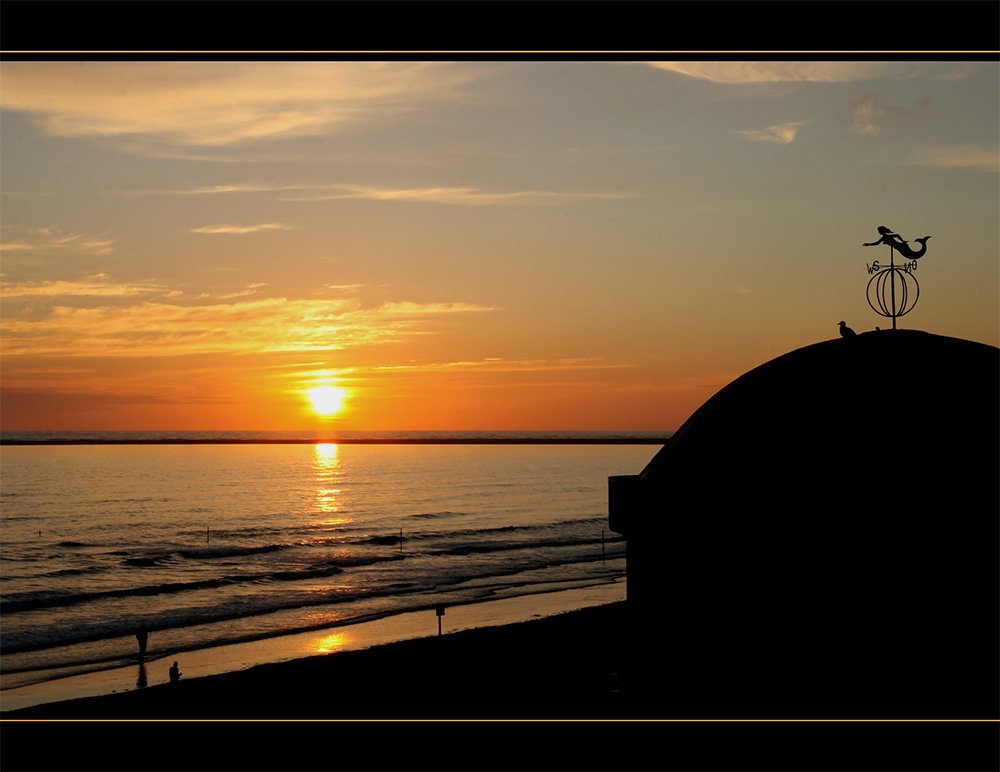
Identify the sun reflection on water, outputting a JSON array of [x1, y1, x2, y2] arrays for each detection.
[[313, 443, 347, 524], [312, 630, 351, 654]]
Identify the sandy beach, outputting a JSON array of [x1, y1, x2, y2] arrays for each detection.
[[2, 579, 996, 771], [2, 597, 996, 771], [6, 600, 630, 721], [1, 584, 628, 715]]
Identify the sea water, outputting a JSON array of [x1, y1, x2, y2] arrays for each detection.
[[0, 432, 664, 695]]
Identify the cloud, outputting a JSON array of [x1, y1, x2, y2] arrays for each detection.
[[905, 146, 1000, 172], [276, 184, 636, 207], [0, 229, 115, 256], [1, 273, 159, 298], [204, 283, 269, 300], [645, 61, 924, 84], [147, 181, 635, 207], [848, 92, 932, 135], [191, 223, 292, 235], [370, 357, 630, 374], [0, 62, 490, 147], [158, 183, 305, 195], [0, 290, 496, 359], [733, 121, 808, 144]]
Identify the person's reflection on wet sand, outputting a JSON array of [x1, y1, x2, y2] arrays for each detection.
[[137, 662, 148, 689], [136, 626, 148, 659]]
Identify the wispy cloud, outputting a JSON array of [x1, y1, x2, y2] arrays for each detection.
[[370, 357, 630, 374], [276, 184, 636, 207], [1, 273, 158, 298], [152, 181, 634, 207], [0, 228, 114, 256], [646, 62, 928, 84], [201, 283, 269, 300], [904, 146, 1000, 172], [733, 121, 808, 144], [0, 62, 491, 148], [157, 183, 306, 195], [848, 93, 933, 136], [1, 287, 495, 358], [191, 223, 292, 235]]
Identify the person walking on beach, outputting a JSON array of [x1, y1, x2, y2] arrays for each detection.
[[169, 661, 181, 683], [136, 626, 148, 658]]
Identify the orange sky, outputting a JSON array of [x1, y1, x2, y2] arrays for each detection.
[[2, 61, 997, 431]]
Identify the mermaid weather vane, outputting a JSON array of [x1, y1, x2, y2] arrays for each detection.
[[862, 225, 930, 330]]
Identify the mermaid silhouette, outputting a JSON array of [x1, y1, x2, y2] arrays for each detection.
[[863, 226, 931, 260]]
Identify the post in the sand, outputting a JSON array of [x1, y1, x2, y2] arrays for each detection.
[[436, 605, 445, 636]]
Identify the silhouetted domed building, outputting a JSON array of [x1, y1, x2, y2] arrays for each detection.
[[609, 330, 998, 718]]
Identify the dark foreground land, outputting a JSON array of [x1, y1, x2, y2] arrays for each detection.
[[7, 603, 633, 722], [4, 602, 997, 771]]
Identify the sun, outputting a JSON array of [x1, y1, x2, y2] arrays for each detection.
[[307, 386, 345, 416]]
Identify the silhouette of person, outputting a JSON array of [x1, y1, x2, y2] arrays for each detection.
[[169, 661, 181, 683], [137, 662, 148, 689], [136, 626, 148, 658]]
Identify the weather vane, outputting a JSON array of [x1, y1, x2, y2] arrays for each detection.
[[862, 225, 930, 330]]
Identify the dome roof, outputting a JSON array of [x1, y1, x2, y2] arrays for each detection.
[[638, 329, 998, 494], [609, 330, 998, 718]]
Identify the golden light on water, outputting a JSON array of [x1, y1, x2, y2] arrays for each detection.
[[313, 442, 345, 520], [315, 442, 339, 460], [312, 631, 351, 654]]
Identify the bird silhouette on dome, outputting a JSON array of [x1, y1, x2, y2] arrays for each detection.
[[839, 321, 857, 338]]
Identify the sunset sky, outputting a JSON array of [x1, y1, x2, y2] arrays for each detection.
[[1, 60, 997, 432]]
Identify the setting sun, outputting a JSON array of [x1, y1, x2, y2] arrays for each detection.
[[307, 386, 345, 416]]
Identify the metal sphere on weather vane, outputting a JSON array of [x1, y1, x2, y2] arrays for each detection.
[[867, 264, 920, 319]]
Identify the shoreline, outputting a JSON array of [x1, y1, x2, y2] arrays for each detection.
[[4, 587, 996, 771], [5, 601, 631, 722], [1, 583, 627, 717]]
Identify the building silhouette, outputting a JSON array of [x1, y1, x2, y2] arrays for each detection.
[[609, 329, 998, 718]]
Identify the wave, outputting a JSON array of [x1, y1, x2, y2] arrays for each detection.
[[41, 565, 109, 579], [0, 542, 427, 619], [122, 555, 180, 568], [0, 570, 452, 656], [175, 544, 285, 560], [0, 551, 626, 660], [434, 532, 620, 557], [406, 510, 464, 520], [4, 517, 616, 613]]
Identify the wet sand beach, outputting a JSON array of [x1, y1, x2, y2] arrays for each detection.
[[3, 599, 995, 772], [6, 602, 630, 721]]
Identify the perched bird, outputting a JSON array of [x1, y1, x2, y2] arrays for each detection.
[[838, 321, 857, 338]]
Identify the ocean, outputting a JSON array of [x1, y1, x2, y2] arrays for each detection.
[[0, 431, 667, 702]]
